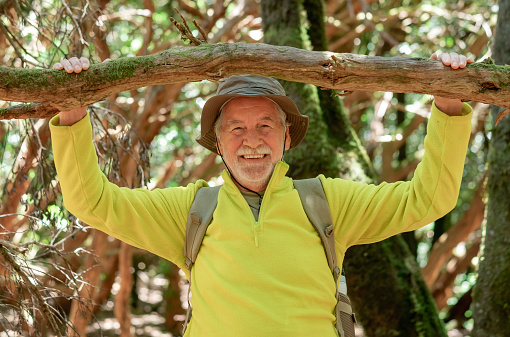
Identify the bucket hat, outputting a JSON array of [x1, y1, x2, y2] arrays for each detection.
[[196, 75, 309, 154]]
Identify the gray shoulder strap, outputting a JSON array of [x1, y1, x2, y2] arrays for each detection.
[[294, 178, 340, 283], [184, 185, 222, 271]]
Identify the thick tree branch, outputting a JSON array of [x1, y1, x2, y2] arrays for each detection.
[[1, 43, 509, 120]]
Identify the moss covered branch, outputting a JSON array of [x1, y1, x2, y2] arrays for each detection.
[[1, 42, 510, 120]]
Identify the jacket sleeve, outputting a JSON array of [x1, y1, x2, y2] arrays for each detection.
[[49, 112, 208, 269], [320, 102, 472, 251]]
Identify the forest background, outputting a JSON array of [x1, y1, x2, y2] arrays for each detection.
[[0, 0, 509, 336]]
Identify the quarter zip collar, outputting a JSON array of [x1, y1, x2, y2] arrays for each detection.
[[220, 161, 290, 247]]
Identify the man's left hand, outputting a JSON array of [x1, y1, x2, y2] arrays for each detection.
[[430, 52, 474, 116]]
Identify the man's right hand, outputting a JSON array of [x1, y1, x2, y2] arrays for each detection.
[[53, 57, 99, 126]]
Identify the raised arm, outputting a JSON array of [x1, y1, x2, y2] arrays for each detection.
[[49, 57, 207, 270], [324, 52, 473, 250]]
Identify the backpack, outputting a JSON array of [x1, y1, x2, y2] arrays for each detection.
[[183, 178, 356, 337]]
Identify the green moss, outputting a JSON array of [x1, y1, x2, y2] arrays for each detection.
[[1, 67, 54, 90], [1, 55, 156, 93], [468, 62, 510, 75], [468, 62, 510, 90], [83, 55, 156, 86], [170, 43, 217, 61]]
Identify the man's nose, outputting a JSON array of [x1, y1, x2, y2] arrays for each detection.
[[243, 129, 263, 148]]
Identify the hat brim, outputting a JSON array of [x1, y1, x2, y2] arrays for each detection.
[[196, 94, 309, 154]]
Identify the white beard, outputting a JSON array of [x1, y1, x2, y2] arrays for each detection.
[[225, 145, 276, 191]]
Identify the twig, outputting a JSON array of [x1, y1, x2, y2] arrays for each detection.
[[495, 109, 509, 126], [170, 8, 203, 46], [0, 246, 64, 337], [193, 19, 209, 43], [61, 0, 89, 47], [175, 7, 192, 34], [0, 22, 40, 67]]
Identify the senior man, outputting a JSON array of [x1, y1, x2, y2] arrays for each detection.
[[51, 52, 473, 337]]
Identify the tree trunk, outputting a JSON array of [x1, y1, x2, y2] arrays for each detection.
[[163, 263, 184, 335], [261, 1, 447, 336], [114, 242, 134, 337], [67, 230, 108, 337], [472, 0, 510, 334]]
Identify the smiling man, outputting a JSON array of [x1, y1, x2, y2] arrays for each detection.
[[50, 53, 473, 337], [215, 97, 290, 192]]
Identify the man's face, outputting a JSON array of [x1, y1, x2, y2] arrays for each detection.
[[216, 97, 290, 192]]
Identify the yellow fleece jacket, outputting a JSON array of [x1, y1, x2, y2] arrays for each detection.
[[49, 102, 472, 337]]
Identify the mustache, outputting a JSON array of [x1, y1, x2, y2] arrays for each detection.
[[236, 145, 272, 156]]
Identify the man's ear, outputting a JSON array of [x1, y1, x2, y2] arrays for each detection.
[[284, 126, 291, 151], [216, 138, 223, 155]]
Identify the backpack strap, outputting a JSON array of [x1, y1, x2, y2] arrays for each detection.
[[294, 178, 356, 337], [182, 185, 221, 335], [293, 178, 341, 284], [184, 185, 222, 271]]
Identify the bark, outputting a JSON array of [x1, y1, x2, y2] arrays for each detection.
[[262, 1, 447, 336], [472, 1, 510, 333], [1, 43, 510, 119]]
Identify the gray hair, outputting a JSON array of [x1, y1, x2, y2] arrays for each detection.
[[214, 98, 289, 143]]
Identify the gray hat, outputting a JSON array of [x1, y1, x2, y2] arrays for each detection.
[[196, 75, 309, 154]]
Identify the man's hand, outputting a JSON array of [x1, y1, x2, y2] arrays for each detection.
[[53, 56, 90, 74], [430, 52, 474, 116], [53, 57, 109, 125]]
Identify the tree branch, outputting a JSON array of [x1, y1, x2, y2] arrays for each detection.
[[1, 43, 509, 120]]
